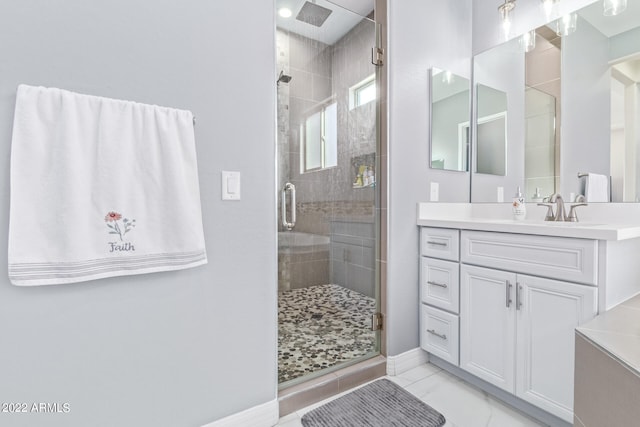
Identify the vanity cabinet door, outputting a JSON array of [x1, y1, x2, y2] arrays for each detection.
[[515, 274, 597, 423], [460, 265, 516, 393]]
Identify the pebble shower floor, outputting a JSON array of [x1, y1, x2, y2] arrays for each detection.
[[278, 284, 377, 384]]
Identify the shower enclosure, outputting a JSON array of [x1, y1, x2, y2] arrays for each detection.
[[276, 0, 380, 387]]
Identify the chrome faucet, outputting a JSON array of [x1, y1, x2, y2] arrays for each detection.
[[537, 193, 587, 222], [549, 193, 566, 221]]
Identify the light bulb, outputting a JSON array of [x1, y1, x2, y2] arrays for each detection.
[[278, 8, 292, 18], [502, 14, 512, 40], [555, 13, 577, 36], [603, 0, 627, 16], [498, 0, 516, 40], [541, 0, 559, 19], [520, 30, 536, 52]]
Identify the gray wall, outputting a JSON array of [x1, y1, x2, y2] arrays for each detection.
[[0, 1, 276, 426], [609, 26, 640, 61], [386, 0, 471, 356]]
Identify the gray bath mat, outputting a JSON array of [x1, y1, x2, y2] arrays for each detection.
[[301, 378, 446, 427]]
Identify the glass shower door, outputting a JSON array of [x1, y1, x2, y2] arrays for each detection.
[[276, 0, 380, 387]]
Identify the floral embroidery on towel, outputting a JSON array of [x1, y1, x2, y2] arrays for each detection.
[[105, 211, 136, 252]]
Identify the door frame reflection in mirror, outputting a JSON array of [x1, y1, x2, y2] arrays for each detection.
[[429, 67, 471, 172]]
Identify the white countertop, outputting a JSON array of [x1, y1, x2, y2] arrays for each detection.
[[576, 294, 640, 374], [416, 217, 640, 241], [417, 203, 640, 241]]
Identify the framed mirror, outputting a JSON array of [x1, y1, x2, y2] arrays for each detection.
[[429, 67, 470, 172], [470, 0, 640, 203]]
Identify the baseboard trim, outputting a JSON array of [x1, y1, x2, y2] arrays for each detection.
[[386, 347, 429, 376], [201, 399, 279, 427]]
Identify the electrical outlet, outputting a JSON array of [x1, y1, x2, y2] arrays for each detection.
[[430, 182, 439, 202]]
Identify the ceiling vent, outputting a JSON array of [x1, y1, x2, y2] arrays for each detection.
[[296, 1, 333, 27]]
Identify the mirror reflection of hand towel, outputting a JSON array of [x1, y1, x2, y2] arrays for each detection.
[[8, 85, 207, 286], [585, 173, 609, 202]]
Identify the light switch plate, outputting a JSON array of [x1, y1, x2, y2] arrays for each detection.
[[222, 171, 241, 201]]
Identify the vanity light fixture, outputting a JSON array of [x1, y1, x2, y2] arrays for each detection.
[[603, 0, 627, 16], [498, 0, 516, 39], [520, 29, 536, 52], [555, 12, 577, 36]]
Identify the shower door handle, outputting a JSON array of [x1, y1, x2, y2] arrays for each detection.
[[282, 182, 296, 231]]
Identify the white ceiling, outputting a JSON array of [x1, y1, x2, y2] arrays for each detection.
[[276, 0, 374, 45], [579, 0, 640, 37]]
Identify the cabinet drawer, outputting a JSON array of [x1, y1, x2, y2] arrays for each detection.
[[421, 257, 459, 313], [461, 231, 598, 285], [420, 304, 459, 366], [420, 227, 459, 261]]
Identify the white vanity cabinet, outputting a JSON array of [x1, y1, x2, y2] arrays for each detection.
[[417, 203, 640, 426], [419, 227, 600, 424]]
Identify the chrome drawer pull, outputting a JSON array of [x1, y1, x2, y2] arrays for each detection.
[[427, 280, 448, 288], [426, 240, 447, 247], [427, 329, 447, 340], [506, 280, 513, 308]]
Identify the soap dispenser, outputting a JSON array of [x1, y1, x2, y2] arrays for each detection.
[[512, 186, 526, 220]]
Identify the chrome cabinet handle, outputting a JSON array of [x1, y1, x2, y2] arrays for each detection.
[[426, 241, 447, 247], [506, 280, 513, 308], [427, 280, 448, 288], [281, 182, 296, 231], [427, 329, 447, 340], [516, 283, 523, 310]]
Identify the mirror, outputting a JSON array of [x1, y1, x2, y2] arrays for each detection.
[[476, 84, 508, 176], [430, 67, 470, 172], [471, 0, 640, 202]]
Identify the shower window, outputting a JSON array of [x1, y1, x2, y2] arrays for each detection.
[[301, 102, 337, 172], [349, 74, 376, 110]]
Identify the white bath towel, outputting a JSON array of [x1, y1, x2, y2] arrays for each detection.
[[584, 173, 609, 202], [8, 85, 207, 286]]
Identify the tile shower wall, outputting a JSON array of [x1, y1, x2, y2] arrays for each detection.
[[277, 17, 376, 296]]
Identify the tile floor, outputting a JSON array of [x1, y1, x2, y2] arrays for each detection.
[[278, 284, 376, 384], [276, 363, 548, 427]]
